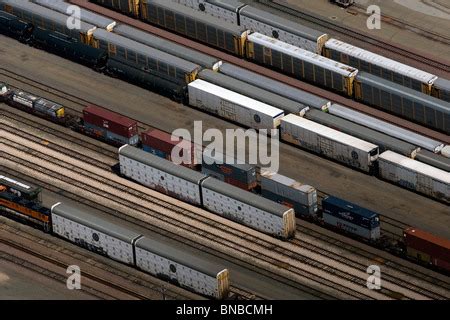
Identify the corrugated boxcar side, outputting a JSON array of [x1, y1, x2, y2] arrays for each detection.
[[260, 173, 317, 217], [83, 106, 138, 138], [141, 129, 198, 167], [404, 228, 450, 270], [201, 153, 257, 190]]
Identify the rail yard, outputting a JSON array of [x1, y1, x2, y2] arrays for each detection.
[[1, 0, 450, 305]]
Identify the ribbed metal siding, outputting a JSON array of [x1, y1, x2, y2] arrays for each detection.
[[304, 109, 418, 157], [329, 103, 444, 153], [357, 72, 450, 134], [250, 41, 346, 93], [145, 0, 243, 55], [218, 63, 330, 110], [415, 150, 450, 172], [198, 69, 305, 114]]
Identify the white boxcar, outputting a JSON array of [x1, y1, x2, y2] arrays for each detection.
[[324, 39, 438, 93], [260, 170, 318, 217], [119, 145, 206, 205], [200, 176, 296, 239], [51, 202, 141, 265], [135, 237, 229, 299], [281, 114, 379, 172], [328, 103, 444, 153], [188, 79, 285, 130], [378, 151, 450, 203], [239, 6, 329, 53]]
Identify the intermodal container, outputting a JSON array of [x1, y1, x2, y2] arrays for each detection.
[[260, 170, 318, 217], [83, 105, 138, 144], [141, 129, 198, 168], [201, 152, 257, 190], [404, 227, 450, 272]]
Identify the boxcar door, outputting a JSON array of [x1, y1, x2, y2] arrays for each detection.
[[318, 136, 333, 156], [416, 174, 432, 196]]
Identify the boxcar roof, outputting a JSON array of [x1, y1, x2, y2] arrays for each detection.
[[201, 176, 289, 217], [2, 0, 96, 33], [141, 129, 194, 149], [119, 145, 207, 183], [198, 69, 306, 114], [202, 150, 255, 171], [207, 0, 246, 11], [51, 203, 142, 242], [404, 227, 450, 250], [415, 150, 450, 172], [323, 196, 379, 219], [93, 28, 200, 72], [218, 63, 330, 110], [434, 77, 450, 91], [240, 5, 327, 40], [305, 109, 418, 157], [84, 105, 137, 128], [148, 0, 246, 34], [189, 79, 285, 117], [248, 33, 358, 77], [33, 0, 117, 31], [281, 114, 378, 152], [328, 104, 444, 153], [357, 72, 450, 113], [325, 39, 438, 84], [0, 175, 41, 195], [260, 170, 314, 192], [379, 151, 450, 184], [0, 8, 18, 19], [114, 24, 220, 69], [135, 237, 226, 276]]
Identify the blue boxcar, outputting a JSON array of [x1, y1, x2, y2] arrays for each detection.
[[84, 122, 138, 146], [142, 145, 168, 159], [322, 196, 380, 240]]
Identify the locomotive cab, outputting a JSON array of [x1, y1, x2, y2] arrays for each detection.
[[0, 83, 11, 101]]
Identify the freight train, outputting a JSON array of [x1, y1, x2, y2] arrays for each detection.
[[2, 174, 449, 275], [2, 0, 449, 135], [1, 2, 448, 229], [168, 0, 449, 102], [118, 145, 296, 239], [0, 176, 230, 299], [1, 85, 139, 147], [3, 72, 449, 204]]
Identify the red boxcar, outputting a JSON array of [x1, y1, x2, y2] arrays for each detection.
[[83, 105, 138, 138], [404, 227, 450, 272], [141, 129, 199, 168]]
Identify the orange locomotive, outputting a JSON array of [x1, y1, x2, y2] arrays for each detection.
[[0, 175, 51, 232]]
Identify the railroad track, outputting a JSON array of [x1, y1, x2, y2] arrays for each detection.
[[293, 224, 450, 300], [0, 238, 151, 300], [0, 112, 116, 171], [68, 0, 450, 144], [0, 93, 441, 272], [264, 0, 450, 74], [2, 127, 447, 299], [316, 190, 408, 241], [0, 100, 446, 290], [0, 218, 208, 300], [1, 137, 361, 299], [0, 68, 148, 133]]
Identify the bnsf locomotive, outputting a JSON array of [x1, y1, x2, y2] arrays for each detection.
[[0, 175, 229, 299]]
